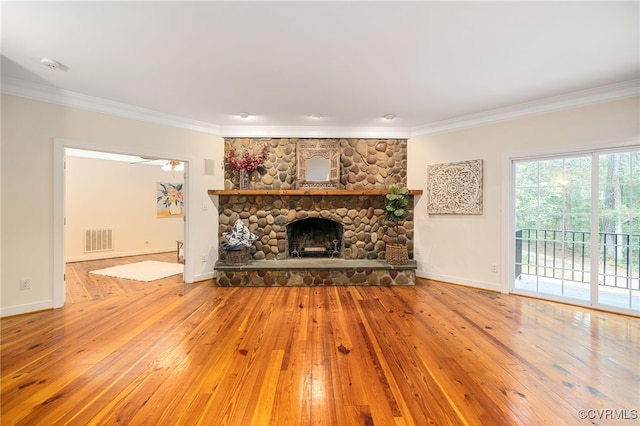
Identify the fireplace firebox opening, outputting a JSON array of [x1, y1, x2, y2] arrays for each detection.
[[287, 218, 343, 258]]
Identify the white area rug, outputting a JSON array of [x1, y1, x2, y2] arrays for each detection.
[[89, 261, 183, 282]]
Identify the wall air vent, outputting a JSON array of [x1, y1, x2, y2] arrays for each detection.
[[84, 229, 113, 253]]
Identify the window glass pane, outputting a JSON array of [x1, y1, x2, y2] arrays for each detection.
[[514, 154, 591, 303], [597, 150, 640, 311], [514, 161, 538, 188]]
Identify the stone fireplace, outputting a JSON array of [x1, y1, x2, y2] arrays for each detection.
[[215, 193, 413, 261], [212, 137, 418, 286]]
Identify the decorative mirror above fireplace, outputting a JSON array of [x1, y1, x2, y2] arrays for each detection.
[[296, 140, 340, 188]]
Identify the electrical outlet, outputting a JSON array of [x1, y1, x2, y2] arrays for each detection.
[[491, 264, 498, 273], [19, 279, 31, 290], [201, 254, 207, 262]]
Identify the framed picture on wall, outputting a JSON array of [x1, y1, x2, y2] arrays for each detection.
[[156, 182, 184, 218]]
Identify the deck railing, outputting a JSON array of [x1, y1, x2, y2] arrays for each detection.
[[516, 229, 640, 290]]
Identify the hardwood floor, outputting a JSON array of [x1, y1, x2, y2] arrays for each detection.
[[2, 256, 639, 425], [64, 252, 184, 304]]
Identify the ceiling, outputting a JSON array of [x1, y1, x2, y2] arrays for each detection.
[[2, 1, 639, 137]]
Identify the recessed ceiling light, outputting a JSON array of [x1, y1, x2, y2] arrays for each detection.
[[383, 113, 396, 120], [41, 57, 60, 70], [238, 112, 250, 118], [309, 113, 323, 119]]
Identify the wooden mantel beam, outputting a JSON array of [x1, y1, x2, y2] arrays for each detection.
[[208, 189, 423, 196]]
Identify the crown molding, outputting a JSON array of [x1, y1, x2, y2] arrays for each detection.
[[217, 125, 413, 139], [3, 76, 637, 140], [411, 79, 640, 137], [1, 77, 412, 138], [1, 77, 221, 135]]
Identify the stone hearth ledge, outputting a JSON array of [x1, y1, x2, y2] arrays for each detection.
[[215, 258, 417, 271], [214, 259, 417, 286]]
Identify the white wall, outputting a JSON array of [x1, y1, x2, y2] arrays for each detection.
[[1, 94, 224, 316], [408, 96, 639, 292], [65, 155, 184, 261]]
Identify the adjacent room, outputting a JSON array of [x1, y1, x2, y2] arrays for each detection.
[[64, 149, 185, 303], [1, 1, 638, 424]]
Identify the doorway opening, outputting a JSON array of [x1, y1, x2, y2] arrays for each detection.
[[53, 140, 189, 307]]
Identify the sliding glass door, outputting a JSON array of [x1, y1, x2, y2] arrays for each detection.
[[597, 151, 639, 311], [513, 148, 639, 315]]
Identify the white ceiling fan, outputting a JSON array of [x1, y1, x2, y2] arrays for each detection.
[[161, 160, 184, 172]]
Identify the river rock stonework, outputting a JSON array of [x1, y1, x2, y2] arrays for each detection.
[[217, 194, 414, 261], [224, 138, 407, 190], [216, 268, 416, 287], [217, 137, 415, 286]]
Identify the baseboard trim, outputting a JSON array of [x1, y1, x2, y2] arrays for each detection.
[[66, 248, 176, 263], [191, 272, 214, 284], [417, 270, 501, 292], [1, 300, 53, 318]]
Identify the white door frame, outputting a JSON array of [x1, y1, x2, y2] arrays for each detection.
[[53, 138, 192, 308]]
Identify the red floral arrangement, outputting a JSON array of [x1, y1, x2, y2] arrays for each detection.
[[226, 144, 268, 172]]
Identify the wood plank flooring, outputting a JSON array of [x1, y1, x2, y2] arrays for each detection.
[[2, 255, 639, 425], [64, 252, 184, 304]]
